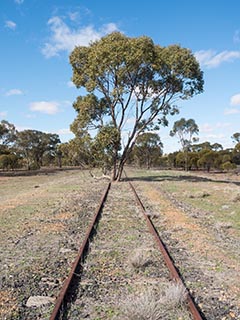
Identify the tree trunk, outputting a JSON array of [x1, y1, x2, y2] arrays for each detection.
[[184, 150, 189, 171], [116, 161, 124, 181], [112, 142, 135, 181]]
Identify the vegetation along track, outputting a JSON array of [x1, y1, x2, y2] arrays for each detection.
[[49, 176, 206, 320], [2, 169, 238, 319]]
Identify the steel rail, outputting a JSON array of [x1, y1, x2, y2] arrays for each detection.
[[49, 182, 111, 320], [127, 178, 204, 320]]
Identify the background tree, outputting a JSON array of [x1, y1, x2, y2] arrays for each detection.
[[91, 125, 121, 173], [132, 132, 163, 169], [211, 143, 223, 151], [232, 142, 240, 165], [70, 32, 203, 180], [15, 130, 60, 170], [188, 152, 200, 170], [197, 150, 218, 172], [231, 132, 240, 144], [0, 154, 19, 170], [175, 151, 186, 169], [170, 118, 199, 170], [0, 120, 17, 154], [167, 151, 179, 168], [191, 141, 212, 152]]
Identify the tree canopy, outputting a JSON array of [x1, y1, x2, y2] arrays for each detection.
[[170, 118, 199, 150], [232, 132, 240, 144], [0, 120, 17, 154], [71, 32, 203, 179], [15, 130, 60, 170], [133, 132, 163, 169]]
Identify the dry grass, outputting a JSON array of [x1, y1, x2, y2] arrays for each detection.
[[118, 282, 189, 320], [163, 281, 187, 307], [129, 249, 152, 271], [120, 288, 164, 320]]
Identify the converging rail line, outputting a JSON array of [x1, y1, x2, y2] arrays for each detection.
[[126, 177, 204, 320], [49, 176, 205, 320], [49, 182, 111, 320]]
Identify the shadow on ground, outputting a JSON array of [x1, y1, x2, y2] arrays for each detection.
[[0, 166, 85, 177], [125, 171, 240, 187]]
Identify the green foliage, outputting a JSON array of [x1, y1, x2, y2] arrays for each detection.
[[0, 120, 17, 154], [167, 151, 179, 168], [191, 141, 212, 152], [197, 150, 218, 172], [132, 132, 163, 168], [175, 152, 185, 169], [91, 125, 121, 172], [188, 152, 200, 170], [15, 130, 61, 169], [69, 32, 204, 180], [231, 132, 240, 144], [170, 118, 199, 150], [232, 142, 240, 165], [170, 118, 199, 170], [221, 161, 237, 171], [58, 132, 92, 167], [0, 154, 19, 170]]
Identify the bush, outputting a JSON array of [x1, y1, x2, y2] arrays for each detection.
[[221, 161, 237, 171]]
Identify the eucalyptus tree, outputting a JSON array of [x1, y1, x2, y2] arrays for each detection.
[[133, 132, 163, 169], [0, 120, 17, 154], [232, 142, 240, 165], [231, 132, 240, 144], [70, 32, 203, 180], [15, 130, 60, 169], [170, 117, 199, 170]]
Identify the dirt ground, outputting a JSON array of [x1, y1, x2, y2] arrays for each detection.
[[128, 168, 240, 319], [0, 168, 239, 319]]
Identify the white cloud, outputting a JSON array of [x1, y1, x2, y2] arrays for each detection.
[[224, 108, 240, 115], [57, 128, 71, 135], [5, 89, 23, 96], [42, 16, 118, 58], [0, 111, 7, 117], [195, 49, 240, 68], [15, 0, 24, 4], [29, 101, 60, 114], [68, 12, 79, 22], [203, 133, 225, 139], [5, 20, 17, 30], [216, 122, 231, 128], [199, 123, 213, 133], [67, 81, 75, 88], [230, 93, 240, 106]]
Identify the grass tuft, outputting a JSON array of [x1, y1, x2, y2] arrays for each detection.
[[163, 281, 187, 307], [129, 249, 152, 271], [120, 288, 163, 320], [118, 282, 189, 320]]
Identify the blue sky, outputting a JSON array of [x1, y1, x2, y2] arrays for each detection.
[[1, 0, 240, 153]]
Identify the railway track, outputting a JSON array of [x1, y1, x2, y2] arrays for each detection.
[[49, 177, 205, 320]]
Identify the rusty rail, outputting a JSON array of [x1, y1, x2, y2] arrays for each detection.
[[49, 182, 111, 320], [127, 178, 204, 320]]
